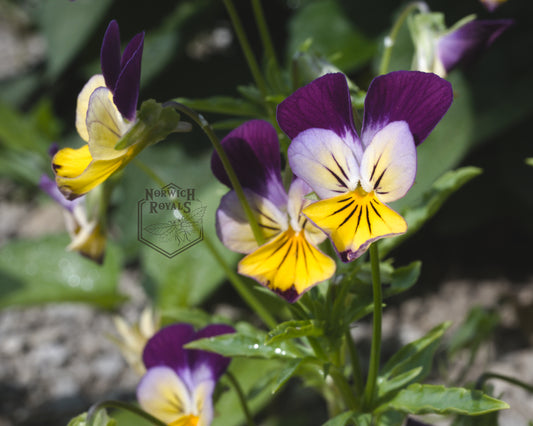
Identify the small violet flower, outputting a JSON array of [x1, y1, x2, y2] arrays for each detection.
[[211, 120, 336, 303], [52, 20, 144, 200], [279, 72, 453, 262], [410, 13, 512, 77], [39, 174, 106, 263], [137, 323, 234, 426]]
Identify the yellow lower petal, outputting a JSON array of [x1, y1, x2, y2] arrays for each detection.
[[303, 189, 407, 262], [52, 145, 92, 179], [238, 229, 335, 302], [169, 415, 199, 426]]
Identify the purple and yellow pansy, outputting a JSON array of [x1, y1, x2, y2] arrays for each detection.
[[137, 323, 234, 426], [211, 120, 336, 303], [278, 71, 453, 262]]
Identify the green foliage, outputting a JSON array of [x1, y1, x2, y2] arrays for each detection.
[[377, 384, 509, 416], [0, 235, 124, 309], [68, 410, 116, 426], [287, 0, 376, 72]]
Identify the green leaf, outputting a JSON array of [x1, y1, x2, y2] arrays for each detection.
[[382, 166, 482, 256], [322, 411, 364, 426], [378, 384, 509, 416], [185, 327, 307, 359], [213, 358, 283, 426], [378, 367, 423, 399], [383, 261, 421, 298], [0, 235, 124, 309], [68, 410, 116, 426], [287, 0, 376, 72], [266, 320, 324, 345], [271, 358, 303, 394], [174, 96, 265, 118], [380, 322, 451, 387], [36, 0, 112, 80]]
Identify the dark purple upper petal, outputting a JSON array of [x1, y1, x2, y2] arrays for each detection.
[[190, 324, 235, 381], [361, 71, 453, 147], [211, 120, 286, 206], [113, 31, 144, 121], [100, 20, 122, 91], [438, 19, 513, 74], [142, 323, 195, 374], [277, 73, 357, 141], [100, 20, 144, 121]]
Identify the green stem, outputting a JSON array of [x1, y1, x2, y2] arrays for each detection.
[[363, 242, 383, 409], [226, 371, 256, 426], [223, 0, 268, 97], [329, 366, 360, 411], [378, 1, 429, 75], [164, 101, 265, 246], [251, 0, 279, 74], [87, 400, 166, 426], [133, 159, 277, 329], [476, 372, 533, 394], [345, 330, 364, 399]]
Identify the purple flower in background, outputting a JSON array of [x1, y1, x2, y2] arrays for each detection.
[[436, 19, 512, 74], [410, 13, 512, 77], [137, 323, 234, 426], [279, 72, 452, 262], [211, 120, 335, 302], [100, 20, 144, 121], [480, 0, 508, 12]]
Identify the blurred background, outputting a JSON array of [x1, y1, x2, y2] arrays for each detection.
[[0, 0, 532, 425]]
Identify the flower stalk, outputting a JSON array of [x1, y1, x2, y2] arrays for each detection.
[[363, 242, 383, 410]]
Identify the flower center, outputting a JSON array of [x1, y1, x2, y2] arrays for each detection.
[[169, 414, 199, 426]]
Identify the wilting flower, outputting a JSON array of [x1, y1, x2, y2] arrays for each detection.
[[211, 120, 336, 302], [410, 13, 512, 77], [137, 323, 234, 426], [110, 306, 160, 375], [52, 20, 144, 200], [279, 72, 453, 262], [39, 174, 106, 263]]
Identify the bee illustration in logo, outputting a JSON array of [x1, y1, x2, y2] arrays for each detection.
[[144, 206, 206, 245]]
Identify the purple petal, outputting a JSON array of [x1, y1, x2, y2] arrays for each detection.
[[113, 31, 144, 121], [277, 73, 358, 141], [190, 324, 234, 382], [361, 71, 453, 147], [100, 20, 121, 92], [39, 174, 79, 212], [438, 20, 513, 74], [211, 120, 286, 205], [142, 323, 195, 374]]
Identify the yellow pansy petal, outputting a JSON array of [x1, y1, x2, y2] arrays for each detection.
[[76, 74, 106, 142], [137, 366, 195, 425], [238, 229, 336, 302], [169, 415, 199, 426], [52, 145, 92, 179], [303, 190, 407, 262], [86, 86, 131, 160], [55, 156, 125, 200]]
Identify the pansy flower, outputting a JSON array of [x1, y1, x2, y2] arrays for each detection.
[[39, 174, 106, 263], [212, 120, 336, 303], [410, 13, 512, 77], [137, 323, 234, 426], [279, 72, 453, 262], [52, 20, 144, 200]]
